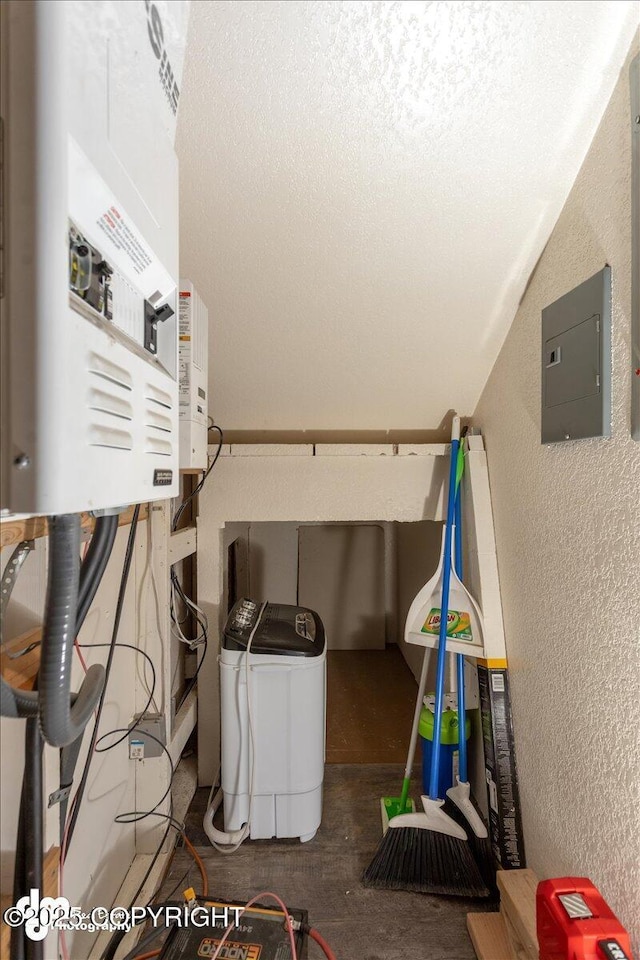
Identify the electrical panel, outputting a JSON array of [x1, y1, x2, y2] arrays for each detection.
[[541, 267, 611, 444], [178, 281, 209, 470], [0, 0, 189, 515]]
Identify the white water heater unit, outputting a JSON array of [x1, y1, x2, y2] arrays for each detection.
[[0, 0, 190, 515], [178, 281, 209, 471]]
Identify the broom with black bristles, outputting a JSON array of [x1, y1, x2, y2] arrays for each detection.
[[443, 440, 498, 899], [362, 416, 489, 899]]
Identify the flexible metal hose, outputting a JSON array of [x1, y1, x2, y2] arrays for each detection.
[[0, 675, 36, 717], [38, 515, 104, 747]]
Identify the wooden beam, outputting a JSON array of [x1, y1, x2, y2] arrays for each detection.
[[0, 504, 148, 548], [467, 913, 514, 960], [0, 626, 42, 691], [501, 906, 534, 960], [497, 869, 539, 960], [168, 525, 197, 566]]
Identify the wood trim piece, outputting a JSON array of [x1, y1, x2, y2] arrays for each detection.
[[496, 869, 539, 960], [501, 907, 534, 960], [168, 525, 197, 566], [467, 912, 514, 960], [0, 504, 148, 548]]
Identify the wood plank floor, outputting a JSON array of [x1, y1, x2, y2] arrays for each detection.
[[326, 647, 417, 764], [159, 765, 491, 960]]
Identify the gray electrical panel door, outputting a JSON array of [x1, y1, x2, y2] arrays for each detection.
[[541, 267, 611, 443]]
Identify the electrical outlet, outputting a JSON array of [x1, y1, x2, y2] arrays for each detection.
[[130, 714, 166, 759], [129, 739, 145, 760]]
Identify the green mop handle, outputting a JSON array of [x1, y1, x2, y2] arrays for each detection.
[[399, 646, 432, 811]]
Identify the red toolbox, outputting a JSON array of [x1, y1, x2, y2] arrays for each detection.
[[537, 877, 634, 960]]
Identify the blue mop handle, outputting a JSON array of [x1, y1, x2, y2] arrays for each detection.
[[428, 421, 460, 800], [455, 487, 468, 785]]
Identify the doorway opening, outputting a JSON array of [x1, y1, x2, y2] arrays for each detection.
[[223, 519, 445, 764]]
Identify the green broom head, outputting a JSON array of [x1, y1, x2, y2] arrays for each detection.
[[380, 776, 415, 831], [381, 796, 416, 832]]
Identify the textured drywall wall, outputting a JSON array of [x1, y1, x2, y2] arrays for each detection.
[[474, 38, 640, 946], [177, 0, 637, 431]]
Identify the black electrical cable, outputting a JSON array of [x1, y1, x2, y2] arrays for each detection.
[[176, 635, 208, 714], [77, 642, 157, 749], [98, 727, 192, 960], [100, 807, 177, 960], [88, 721, 185, 960], [94, 728, 175, 824], [120, 918, 178, 960], [172, 423, 223, 531], [11, 785, 26, 960], [161, 865, 193, 904], [24, 717, 44, 960], [77, 514, 119, 628], [10, 715, 45, 960], [170, 569, 208, 644], [64, 505, 140, 853]]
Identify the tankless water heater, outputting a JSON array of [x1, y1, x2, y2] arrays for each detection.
[[0, 0, 189, 515]]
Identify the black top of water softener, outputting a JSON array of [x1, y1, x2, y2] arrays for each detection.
[[223, 598, 325, 657]]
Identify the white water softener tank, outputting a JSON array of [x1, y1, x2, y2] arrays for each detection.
[[220, 599, 326, 842]]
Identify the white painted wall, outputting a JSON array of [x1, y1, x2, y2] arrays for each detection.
[[196, 442, 504, 793], [177, 0, 638, 431], [473, 37, 640, 947]]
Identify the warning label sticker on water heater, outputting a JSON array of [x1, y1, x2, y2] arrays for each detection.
[[178, 291, 191, 408], [421, 609, 473, 642]]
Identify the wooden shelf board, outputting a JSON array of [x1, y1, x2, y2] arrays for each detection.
[[1, 504, 148, 548]]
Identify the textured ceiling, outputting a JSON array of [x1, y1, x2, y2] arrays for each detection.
[[177, 0, 638, 432]]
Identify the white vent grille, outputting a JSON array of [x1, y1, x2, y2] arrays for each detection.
[[144, 381, 174, 456], [145, 383, 173, 409], [86, 361, 175, 458], [88, 386, 133, 421], [88, 363, 134, 450], [88, 423, 133, 450], [89, 353, 132, 390], [145, 408, 172, 433], [145, 436, 172, 456]]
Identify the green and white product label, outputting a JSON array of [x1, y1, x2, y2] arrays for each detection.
[[178, 291, 191, 408], [421, 608, 473, 642]]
